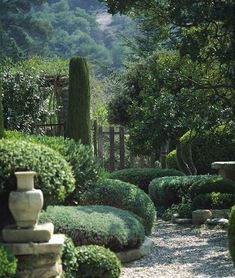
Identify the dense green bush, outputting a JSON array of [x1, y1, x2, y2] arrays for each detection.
[[6, 131, 101, 201], [149, 176, 197, 208], [166, 150, 179, 170], [162, 202, 192, 220], [40, 205, 145, 251], [76, 245, 121, 278], [0, 139, 75, 207], [109, 168, 184, 193], [62, 237, 79, 278], [179, 126, 235, 174], [0, 245, 17, 277], [228, 205, 235, 267], [80, 179, 156, 235], [192, 192, 235, 210], [190, 175, 235, 199]]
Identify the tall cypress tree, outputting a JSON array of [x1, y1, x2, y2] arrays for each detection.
[[0, 80, 4, 139], [66, 57, 91, 146]]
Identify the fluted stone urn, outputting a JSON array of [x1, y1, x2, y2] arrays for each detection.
[[9, 171, 43, 228]]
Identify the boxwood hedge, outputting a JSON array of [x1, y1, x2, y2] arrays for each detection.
[[40, 205, 145, 251], [80, 178, 156, 235], [109, 168, 184, 193], [228, 205, 235, 267], [0, 139, 75, 206]]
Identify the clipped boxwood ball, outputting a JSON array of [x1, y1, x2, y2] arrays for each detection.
[[40, 205, 145, 251], [149, 176, 197, 208], [109, 168, 184, 193], [228, 205, 235, 267], [192, 192, 235, 210], [0, 139, 75, 207], [76, 245, 121, 278], [189, 175, 235, 199], [80, 178, 156, 235]]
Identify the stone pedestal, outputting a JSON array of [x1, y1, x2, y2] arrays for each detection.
[[2, 234, 65, 278], [211, 161, 235, 182], [192, 209, 212, 225]]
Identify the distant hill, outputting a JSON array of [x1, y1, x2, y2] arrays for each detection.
[[33, 0, 135, 74]]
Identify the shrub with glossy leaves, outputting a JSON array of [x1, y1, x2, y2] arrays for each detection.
[[62, 237, 78, 278], [76, 245, 121, 278], [192, 192, 235, 210], [40, 205, 145, 251], [80, 178, 155, 235], [6, 130, 101, 202], [0, 139, 75, 207], [228, 205, 235, 267], [0, 245, 17, 277], [109, 168, 184, 193]]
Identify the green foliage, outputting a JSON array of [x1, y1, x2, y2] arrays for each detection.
[[1, 69, 52, 132], [80, 178, 156, 235], [67, 57, 91, 146], [76, 245, 121, 278], [162, 202, 192, 221], [149, 176, 197, 208], [192, 193, 235, 210], [179, 126, 235, 174], [0, 139, 75, 208], [0, 81, 4, 139], [0, 245, 17, 277], [5, 131, 101, 202], [62, 237, 78, 278], [109, 168, 184, 193], [40, 205, 145, 251], [190, 175, 235, 199], [166, 150, 179, 170], [228, 205, 235, 267]]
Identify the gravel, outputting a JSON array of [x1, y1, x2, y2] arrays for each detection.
[[121, 220, 235, 278]]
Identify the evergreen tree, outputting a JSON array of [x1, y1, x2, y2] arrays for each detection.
[[66, 57, 91, 146]]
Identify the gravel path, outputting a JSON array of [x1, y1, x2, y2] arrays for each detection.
[[121, 220, 235, 278]]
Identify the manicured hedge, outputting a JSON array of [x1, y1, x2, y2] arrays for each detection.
[[189, 175, 235, 199], [109, 168, 184, 193], [228, 205, 235, 267], [149, 176, 197, 208], [40, 205, 145, 251], [192, 193, 235, 210], [5, 131, 101, 202], [80, 178, 156, 235], [0, 139, 75, 229]]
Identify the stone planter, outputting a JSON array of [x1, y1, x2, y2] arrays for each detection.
[[9, 171, 43, 228]]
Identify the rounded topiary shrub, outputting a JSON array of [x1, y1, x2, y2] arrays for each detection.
[[40, 205, 145, 251], [0, 245, 17, 277], [0, 139, 75, 207], [149, 176, 197, 208], [179, 126, 235, 174], [109, 168, 184, 193], [189, 175, 235, 199], [80, 179, 155, 235], [5, 131, 101, 201], [76, 245, 121, 278], [228, 205, 235, 267], [192, 192, 235, 210]]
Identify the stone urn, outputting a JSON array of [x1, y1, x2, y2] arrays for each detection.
[[9, 171, 43, 228]]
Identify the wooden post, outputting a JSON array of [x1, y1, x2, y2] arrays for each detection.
[[119, 127, 125, 169], [109, 126, 115, 172], [93, 120, 98, 157], [98, 126, 104, 166]]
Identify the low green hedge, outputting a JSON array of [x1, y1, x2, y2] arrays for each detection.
[[192, 192, 235, 210], [0, 245, 17, 277], [80, 179, 156, 235], [40, 205, 145, 251], [190, 175, 235, 199], [5, 130, 101, 202], [62, 238, 121, 278], [228, 205, 235, 267], [149, 176, 197, 208], [109, 168, 184, 193]]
